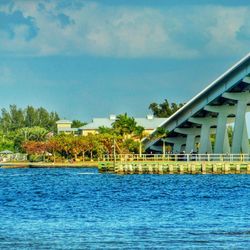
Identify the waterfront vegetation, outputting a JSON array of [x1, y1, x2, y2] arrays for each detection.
[[0, 101, 184, 162], [0, 105, 59, 152], [23, 113, 146, 162]]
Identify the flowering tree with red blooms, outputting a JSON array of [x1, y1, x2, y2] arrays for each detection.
[[68, 136, 84, 161], [22, 141, 46, 155], [79, 136, 89, 161], [45, 138, 59, 163]]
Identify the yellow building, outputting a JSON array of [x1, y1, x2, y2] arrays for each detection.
[[56, 120, 78, 135]]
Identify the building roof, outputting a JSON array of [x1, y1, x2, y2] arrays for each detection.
[[56, 120, 72, 124], [80, 118, 114, 130], [58, 127, 78, 132], [135, 118, 167, 129], [79, 116, 167, 130]]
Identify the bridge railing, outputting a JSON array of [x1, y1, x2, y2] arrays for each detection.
[[101, 154, 250, 162]]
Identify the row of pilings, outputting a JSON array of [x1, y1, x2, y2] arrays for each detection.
[[98, 161, 250, 174]]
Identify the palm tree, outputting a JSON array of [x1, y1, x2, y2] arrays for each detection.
[[134, 126, 145, 157], [112, 113, 137, 139]]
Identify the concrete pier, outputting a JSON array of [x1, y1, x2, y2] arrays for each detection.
[[99, 161, 250, 174]]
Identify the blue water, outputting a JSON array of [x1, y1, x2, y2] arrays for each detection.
[[0, 168, 250, 249]]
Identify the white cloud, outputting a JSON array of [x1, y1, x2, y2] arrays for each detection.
[[0, 2, 250, 58], [202, 6, 248, 56]]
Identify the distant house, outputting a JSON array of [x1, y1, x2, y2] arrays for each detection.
[[56, 115, 167, 136], [56, 120, 79, 135], [79, 114, 117, 136]]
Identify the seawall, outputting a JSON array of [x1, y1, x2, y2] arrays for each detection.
[[98, 161, 250, 174]]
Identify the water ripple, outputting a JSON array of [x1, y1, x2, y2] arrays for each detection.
[[0, 168, 250, 249]]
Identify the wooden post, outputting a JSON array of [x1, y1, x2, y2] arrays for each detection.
[[247, 164, 250, 173], [138, 164, 143, 174], [191, 164, 196, 174], [169, 164, 174, 174], [148, 165, 153, 174], [202, 162, 206, 174], [224, 164, 230, 174], [129, 164, 133, 174], [119, 164, 124, 174], [158, 164, 163, 174], [179, 165, 184, 174], [236, 164, 240, 174], [124, 164, 128, 174], [213, 164, 217, 174]]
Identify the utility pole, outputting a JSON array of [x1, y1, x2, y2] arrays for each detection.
[[113, 137, 116, 168], [139, 140, 142, 157], [162, 139, 166, 156]]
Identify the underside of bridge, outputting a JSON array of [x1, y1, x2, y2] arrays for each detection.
[[144, 53, 250, 154]]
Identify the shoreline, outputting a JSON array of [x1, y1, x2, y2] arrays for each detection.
[[0, 162, 98, 169]]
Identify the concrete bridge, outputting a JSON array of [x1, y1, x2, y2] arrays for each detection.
[[144, 53, 250, 154]]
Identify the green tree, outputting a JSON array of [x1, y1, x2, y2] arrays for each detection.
[[0, 130, 14, 151], [149, 99, 184, 117], [25, 106, 37, 127], [11, 126, 49, 152], [71, 120, 86, 128], [112, 113, 137, 138], [0, 105, 60, 133], [1, 105, 25, 132], [35, 107, 59, 132], [122, 138, 140, 154], [98, 126, 115, 135]]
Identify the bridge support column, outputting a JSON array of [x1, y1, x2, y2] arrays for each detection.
[[188, 118, 217, 154], [222, 92, 250, 153], [224, 132, 231, 154], [186, 134, 196, 153], [200, 124, 212, 154], [174, 128, 201, 153], [205, 105, 236, 154], [216, 114, 229, 153], [242, 122, 249, 154], [164, 137, 186, 153], [233, 100, 247, 153]]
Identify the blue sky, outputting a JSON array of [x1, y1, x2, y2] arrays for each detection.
[[0, 0, 250, 123]]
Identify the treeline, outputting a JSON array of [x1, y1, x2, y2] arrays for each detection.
[[0, 105, 60, 133], [23, 114, 145, 162], [0, 105, 60, 152]]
